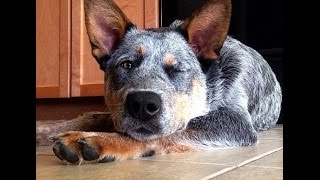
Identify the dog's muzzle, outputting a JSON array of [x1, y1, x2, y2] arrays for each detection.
[[125, 91, 162, 121]]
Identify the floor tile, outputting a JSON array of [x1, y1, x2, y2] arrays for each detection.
[[140, 139, 283, 166], [36, 126, 283, 180], [210, 149, 283, 179], [247, 149, 283, 168], [213, 166, 282, 180], [36, 155, 230, 180], [37, 146, 54, 155], [258, 128, 283, 140], [273, 124, 283, 129]]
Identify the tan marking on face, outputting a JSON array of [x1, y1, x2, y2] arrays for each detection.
[[174, 93, 192, 125], [190, 79, 204, 102], [189, 79, 208, 118], [104, 76, 123, 131], [173, 79, 207, 127], [163, 54, 176, 66], [136, 45, 146, 56]]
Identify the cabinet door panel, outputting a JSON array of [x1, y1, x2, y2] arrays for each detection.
[[36, 0, 158, 98], [36, 0, 70, 98]]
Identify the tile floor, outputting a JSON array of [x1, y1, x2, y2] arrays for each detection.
[[36, 125, 283, 180]]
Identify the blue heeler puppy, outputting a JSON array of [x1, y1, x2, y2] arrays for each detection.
[[51, 0, 282, 164]]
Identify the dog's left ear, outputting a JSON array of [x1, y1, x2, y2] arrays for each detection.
[[84, 0, 133, 65], [181, 0, 231, 60]]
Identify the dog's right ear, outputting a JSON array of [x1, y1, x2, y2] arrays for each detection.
[[180, 0, 231, 60], [84, 0, 133, 66]]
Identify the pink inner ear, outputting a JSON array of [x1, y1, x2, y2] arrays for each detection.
[[189, 29, 219, 59], [101, 28, 119, 54], [94, 16, 121, 55], [190, 30, 206, 56], [184, 1, 231, 60]]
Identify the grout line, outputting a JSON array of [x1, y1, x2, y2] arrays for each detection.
[[200, 166, 238, 180], [236, 147, 283, 167], [201, 147, 283, 180]]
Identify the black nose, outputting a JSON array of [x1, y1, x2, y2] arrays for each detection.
[[125, 91, 162, 121]]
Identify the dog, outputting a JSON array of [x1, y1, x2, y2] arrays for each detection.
[[50, 0, 282, 164]]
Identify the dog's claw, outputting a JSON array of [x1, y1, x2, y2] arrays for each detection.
[[49, 136, 58, 141], [98, 155, 116, 163], [77, 138, 86, 144]]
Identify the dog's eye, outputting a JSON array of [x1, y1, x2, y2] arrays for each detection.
[[120, 61, 132, 69], [173, 68, 187, 72], [166, 66, 187, 74]]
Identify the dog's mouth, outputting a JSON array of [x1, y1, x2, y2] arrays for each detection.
[[135, 127, 154, 135], [126, 126, 160, 140]]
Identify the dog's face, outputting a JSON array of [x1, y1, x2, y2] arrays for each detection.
[[104, 28, 208, 140], [84, 0, 231, 140]]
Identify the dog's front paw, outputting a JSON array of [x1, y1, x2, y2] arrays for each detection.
[[51, 131, 151, 165]]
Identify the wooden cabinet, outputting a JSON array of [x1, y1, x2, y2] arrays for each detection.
[[36, 0, 159, 98], [36, 0, 70, 98]]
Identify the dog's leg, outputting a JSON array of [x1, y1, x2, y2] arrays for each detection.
[[51, 131, 194, 164], [51, 107, 257, 164], [36, 112, 115, 146], [182, 107, 258, 148]]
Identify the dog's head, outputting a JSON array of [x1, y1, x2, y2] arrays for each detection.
[[84, 0, 231, 140]]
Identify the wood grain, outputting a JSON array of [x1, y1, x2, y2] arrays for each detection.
[[144, 0, 159, 28], [80, 84, 105, 97], [36, 87, 60, 98], [59, 0, 71, 97], [114, 0, 145, 28], [36, 0, 60, 89], [36, 0, 70, 98], [71, 0, 81, 96]]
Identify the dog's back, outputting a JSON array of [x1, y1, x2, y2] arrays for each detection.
[[216, 36, 282, 131]]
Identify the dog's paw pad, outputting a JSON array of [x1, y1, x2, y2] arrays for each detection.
[[52, 141, 79, 164], [98, 155, 116, 163], [52, 142, 64, 160], [78, 139, 99, 161]]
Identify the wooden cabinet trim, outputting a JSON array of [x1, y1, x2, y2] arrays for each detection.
[[36, 0, 71, 98], [36, 86, 60, 98], [144, 0, 159, 28], [71, 0, 81, 97], [80, 84, 105, 97], [59, 0, 71, 97]]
